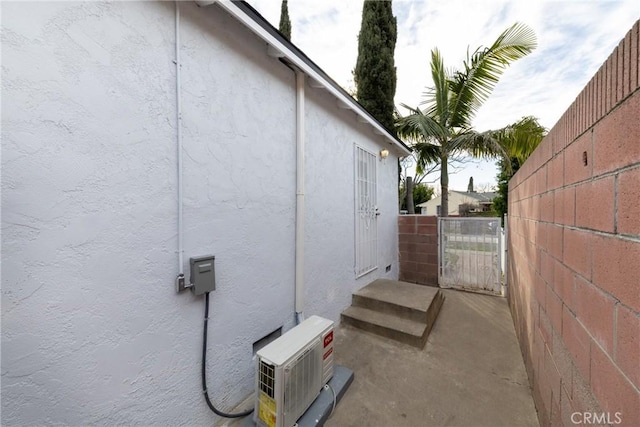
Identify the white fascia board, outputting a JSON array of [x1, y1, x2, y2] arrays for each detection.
[[200, 0, 411, 157]]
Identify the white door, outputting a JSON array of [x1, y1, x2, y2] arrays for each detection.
[[355, 146, 378, 277]]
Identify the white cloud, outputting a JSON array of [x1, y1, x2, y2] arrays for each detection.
[[247, 0, 639, 190]]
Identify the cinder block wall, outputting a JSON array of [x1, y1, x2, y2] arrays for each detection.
[[508, 21, 640, 426], [398, 215, 438, 286]]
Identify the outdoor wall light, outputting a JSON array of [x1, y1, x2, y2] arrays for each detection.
[[380, 149, 389, 159]]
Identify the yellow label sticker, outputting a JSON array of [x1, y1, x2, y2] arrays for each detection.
[[258, 392, 277, 427]]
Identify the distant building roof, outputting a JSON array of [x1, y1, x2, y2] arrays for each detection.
[[416, 190, 497, 208], [460, 191, 497, 203]]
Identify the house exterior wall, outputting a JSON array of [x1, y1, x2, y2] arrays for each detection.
[[419, 191, 478, 215], [303, 84, 401, 321], [507, 21, 640, 427], [1, 2, 401, 426]]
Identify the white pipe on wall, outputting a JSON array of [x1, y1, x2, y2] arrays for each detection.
[[194, 0, 306, 321], [295, 71, 305, 324], [176, 1, 185, 276]]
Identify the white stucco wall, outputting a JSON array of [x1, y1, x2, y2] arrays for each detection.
[[304, 87, 400, 322], [1, 2, 401, 426]]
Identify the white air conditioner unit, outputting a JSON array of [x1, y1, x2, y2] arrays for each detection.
[[254, 315, 334, 427]]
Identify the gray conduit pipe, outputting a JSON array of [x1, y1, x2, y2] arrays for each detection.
[[295, 70, 305, 324], [176, 1, 185, 277]]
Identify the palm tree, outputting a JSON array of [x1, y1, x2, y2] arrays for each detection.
[[492, 116, 547, 222], [397, 22, 537, 216], [493, 115, 546, 164]]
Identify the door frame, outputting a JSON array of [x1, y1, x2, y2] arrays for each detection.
[[354, 144, 378, 278]]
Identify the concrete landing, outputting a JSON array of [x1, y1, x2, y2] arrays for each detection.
[[328, 289, 538, 427], [340, 279, 444, 348]]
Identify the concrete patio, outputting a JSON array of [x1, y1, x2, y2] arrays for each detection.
[[326, 288, 538, 427]]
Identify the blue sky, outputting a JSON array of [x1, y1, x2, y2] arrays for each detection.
[[247, 0, 639, 191]]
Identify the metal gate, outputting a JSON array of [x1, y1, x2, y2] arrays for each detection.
[[354, 146, 378, 277], [438, 217, 501, 294]]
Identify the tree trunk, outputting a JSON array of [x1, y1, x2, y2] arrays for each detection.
[[440, 156, 449, 217], [406, 176, 415, 214]]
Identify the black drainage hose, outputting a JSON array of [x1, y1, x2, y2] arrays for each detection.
[[202, 292, 254, 418]]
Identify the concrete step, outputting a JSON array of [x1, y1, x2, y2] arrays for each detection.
[[341, 306, 430, 348], [352, 279, 442, 323], [341, 279, 445, 348]]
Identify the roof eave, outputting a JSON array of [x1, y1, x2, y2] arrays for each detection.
[[194, 0, 412, 157]]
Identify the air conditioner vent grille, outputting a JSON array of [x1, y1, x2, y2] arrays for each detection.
[[283, 339, 321, 427], [259, 360, 276, 399]]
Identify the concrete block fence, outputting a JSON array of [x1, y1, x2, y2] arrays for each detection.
[[398, 215, 438, 286], [507, 20, 640, 427]]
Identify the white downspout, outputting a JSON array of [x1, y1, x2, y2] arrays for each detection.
[[295, 71, 305, 324], [176, 1, 185, 278], [194, 1, 305, 320]]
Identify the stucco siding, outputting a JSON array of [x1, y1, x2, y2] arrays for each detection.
[[303, 83, 400, 323], [178, 2, 298, 415], [1, 2, 400, 425], [2, 2, 187, 425]]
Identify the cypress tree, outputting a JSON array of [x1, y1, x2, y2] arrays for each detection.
[[279, 0, 292, 41], [353, 0, 397, 133]]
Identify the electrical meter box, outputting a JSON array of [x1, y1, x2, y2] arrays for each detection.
[[189, 255, 216, 295]]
